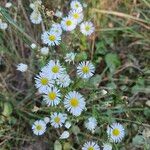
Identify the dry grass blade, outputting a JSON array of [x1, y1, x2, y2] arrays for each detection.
[[0, 6, 37, 44], [92, 9, 150, 29], [142, 0, 150, 8]]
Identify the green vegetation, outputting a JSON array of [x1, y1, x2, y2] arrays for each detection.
[[0, 0, 150, 149]]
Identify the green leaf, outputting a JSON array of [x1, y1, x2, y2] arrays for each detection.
[[54, 140, 62, 150], [72, 125, 80, 135], [76, 51, 88, 61], [132, 135, 145, 146], [144, 108, 150, 119], [106, 82, 117, 90], [131, 78, 145, 93], [2, 102, 13, 117], [105, 53, 121, 73], [63, 142, 72, 150], [95, 41, 107, 55], [76, 75, 101, 89], [88, 75, 102, 88]]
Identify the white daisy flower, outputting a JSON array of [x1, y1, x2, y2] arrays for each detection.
[[50, 23, 62, 36], [82, 141, 100, 150], [35, 71, 54, 93], [65, 121, 72, 129], [41, 31, 61, 46], [5, 2, 12, 8], [55, 10, 63, 18], [103, 143, 112, 150], [85, 117, 97, 133], [80, 21, 95, 36], [30, 11, 42, 24], [70, 0, 83, 12], [32, 120, 46, 136], [61, 16, 77, 31], [107, 123, 125, 143], [40, 47, 49, 55], [77, 61, 95, 79], [56, 74, 71, 88], [50, 112, 67, 128], [30, 43, 37, 49], [60, 131, 70, 139], [44, 117, 50, 124], [43, 60, 65, 79], [65, 52, 76, 64], [0, 22, 8, 30], [43, 87, 61, 106], [69, 9, 83, 24], [16, 63, 28, 72], [64, 91, 86, 116]]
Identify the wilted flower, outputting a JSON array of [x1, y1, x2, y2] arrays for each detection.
[[85, 117, 97, 133], [30, 43, 37, 49], [0, 22, 8, 30], [102, 143, 112, 150], [44, 117, 50, 124], [65, 52, 76, 64], [55, 10, 63, 18], [5, 2, 12, 8], [40, 47, 49, 55], [65, 121, 72, 129], [16, 63, 28, 72], [60, 131, 70, 139]]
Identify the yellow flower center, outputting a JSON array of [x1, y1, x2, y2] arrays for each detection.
[[66, 20, 72, 26], [33, 14, 39, 20], [75, 3, 79, 8], [82, 66, 89, 73], [36, 125, 42, 131], [73, 13, 79, 19], [49, 35, 56, 41], [54, 117, 60, 123], [88, 147, 94, 150], [52, 65, 59, 73], [48, 92, 56, 100], [70, 98, 79, 107], [85, 26, 90, 31], [40, 77, 48, 85], [112, 128, 120, 136]]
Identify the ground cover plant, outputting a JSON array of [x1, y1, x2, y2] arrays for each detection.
[[0, 0, 150, 150]]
